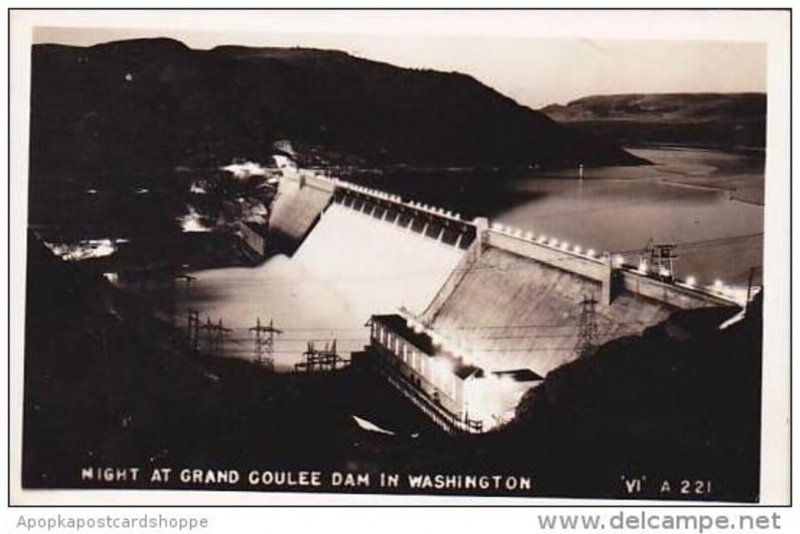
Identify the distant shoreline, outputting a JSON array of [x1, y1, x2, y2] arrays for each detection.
[[659, 178, 764, 207]]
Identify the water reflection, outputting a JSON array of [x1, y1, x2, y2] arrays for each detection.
[[495, 148, 764, 287]]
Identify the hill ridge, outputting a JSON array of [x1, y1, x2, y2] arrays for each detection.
[[30, 37, 645, 178]]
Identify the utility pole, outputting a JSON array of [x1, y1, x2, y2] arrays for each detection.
[[215, 318, 232, 354], [638, 238, 654, 273], [576, 295, 599, 358], [216, 319, 227, 351], [250, 317, 282, 371], [187, 309, 200, 354], [169, 274, 196, 327], [746, 266, 756, 310], [201, 317, 215, 353]]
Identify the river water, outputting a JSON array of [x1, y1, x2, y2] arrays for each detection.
[[174, 147, 764, 368]]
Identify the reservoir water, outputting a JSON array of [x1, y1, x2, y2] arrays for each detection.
[[495, 148, 764, 288]]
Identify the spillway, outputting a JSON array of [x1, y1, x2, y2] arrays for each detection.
[[178, 172, 472, 370], [294, 201, 465, 324]]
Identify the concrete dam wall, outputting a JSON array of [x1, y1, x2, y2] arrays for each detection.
[[423, 245, 672, 376], [269, 170, 740, 344], [418, 228, 739, 377], [263, 169, 745, 430]]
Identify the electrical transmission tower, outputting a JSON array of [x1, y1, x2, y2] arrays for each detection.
[[199, 317, 231, 355], [576, 295, 599, 358], [650, 244, 677, 280], [639, 239, 677, 280], [250, 318, 282, 371], [294, 340, 348, 373]]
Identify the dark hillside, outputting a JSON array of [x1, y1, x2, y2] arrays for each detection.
[[493, 299, 763, 502], [30, 38, 645, 185]]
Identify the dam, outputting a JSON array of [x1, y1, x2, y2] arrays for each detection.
[[249, 163, 750, 433]]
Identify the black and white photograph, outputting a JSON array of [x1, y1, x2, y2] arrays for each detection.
[[8, 8, 791, 507]]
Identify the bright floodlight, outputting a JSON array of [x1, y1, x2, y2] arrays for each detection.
[[685, 276, 697, 286], [586, 248, 596, 258]]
